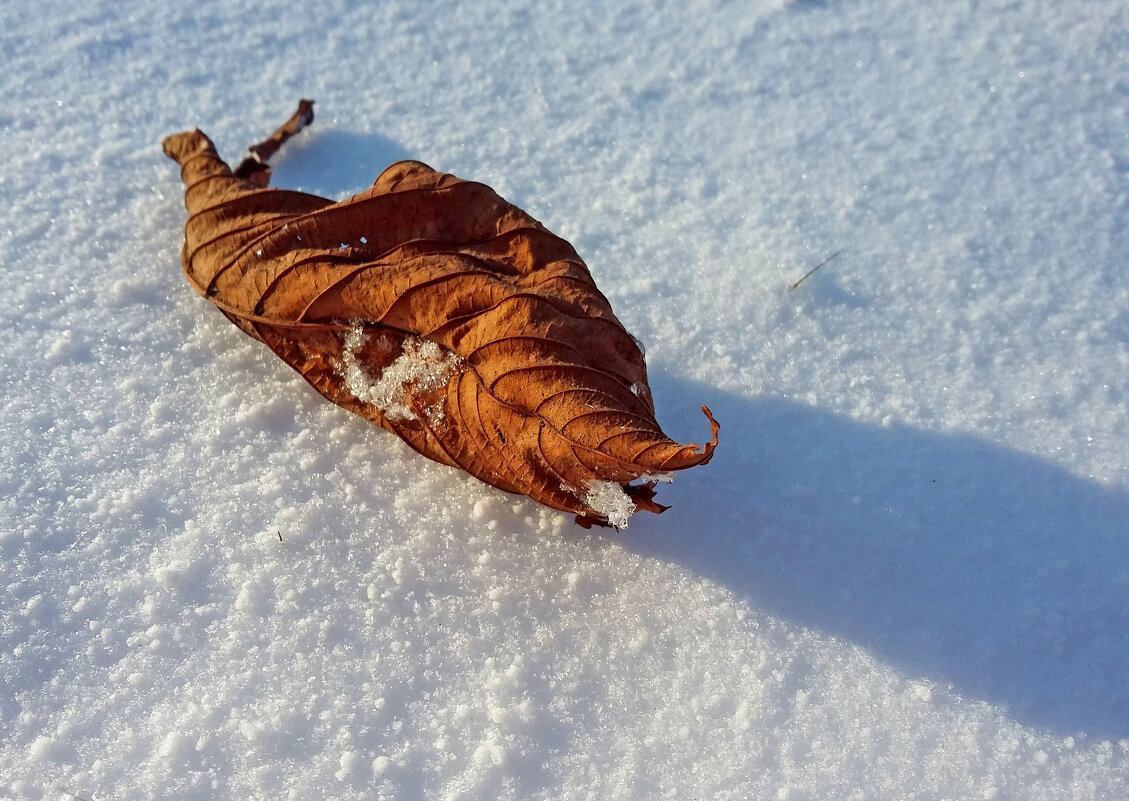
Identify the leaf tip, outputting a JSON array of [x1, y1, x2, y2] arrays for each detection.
[[161, 128, 212, 165], [699, 405, 720, 460]]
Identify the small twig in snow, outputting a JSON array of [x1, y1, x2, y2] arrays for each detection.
[[788, 248, 844, 292]]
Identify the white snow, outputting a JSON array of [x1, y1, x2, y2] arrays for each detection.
[[3, 0, 1129, 799], [340, 323, 462, 423], [583, 480, 636, 529]]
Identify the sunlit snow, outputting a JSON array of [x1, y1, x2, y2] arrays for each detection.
[[340, 323, 462, 423], [582, 480, 636, 529]]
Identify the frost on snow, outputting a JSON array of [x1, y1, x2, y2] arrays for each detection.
[[583, 480, 635, 528], [339, 323, 462, 423]]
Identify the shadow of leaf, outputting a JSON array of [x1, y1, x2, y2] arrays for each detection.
[[632, 375, 1129, 739], [269, 128, 412, 199]]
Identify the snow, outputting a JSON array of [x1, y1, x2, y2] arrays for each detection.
[[340, 323, 463, 424], [2, 0, 1129, 799], [582, 480, 636, 529]]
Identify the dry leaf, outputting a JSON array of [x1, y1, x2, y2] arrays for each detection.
[[162, 100, 718, 527]]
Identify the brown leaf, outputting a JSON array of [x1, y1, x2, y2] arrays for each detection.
[[162, 100, 718, 527]]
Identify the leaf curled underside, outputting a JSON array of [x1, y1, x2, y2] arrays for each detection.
[[162, 100, 718, 527]]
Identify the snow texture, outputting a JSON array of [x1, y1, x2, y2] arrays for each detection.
[[582, 481, 636, 529], [2, 0, 1129, 799], [340, 324, 462, 423]]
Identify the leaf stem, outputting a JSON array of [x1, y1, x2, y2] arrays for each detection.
[[234, 99, 316, 186]]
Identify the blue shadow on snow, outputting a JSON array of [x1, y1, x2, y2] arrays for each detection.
[[626, 376, 1129, 740], [267, 128, 412, 200]]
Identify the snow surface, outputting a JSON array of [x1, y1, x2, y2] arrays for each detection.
[[2, 0, 1129, 799]]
